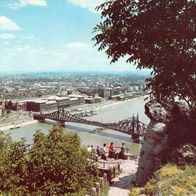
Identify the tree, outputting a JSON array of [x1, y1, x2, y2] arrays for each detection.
[[93, 0, 196, 111], [0, 132, 27, 195], [0, 126, 99, 195]]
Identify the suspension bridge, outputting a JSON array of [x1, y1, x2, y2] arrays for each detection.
[[33, 109, 147, 141]]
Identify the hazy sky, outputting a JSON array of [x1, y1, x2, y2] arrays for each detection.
[[0, 0, 144, 73]]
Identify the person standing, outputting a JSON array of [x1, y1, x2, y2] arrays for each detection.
[[119, 143, 126, 159], [101, 143, 108, 160], [96, 146, 101, 156]]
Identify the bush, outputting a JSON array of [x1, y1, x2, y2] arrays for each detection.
[[129, 186, 140, 196], [0, 125, 99, 195]]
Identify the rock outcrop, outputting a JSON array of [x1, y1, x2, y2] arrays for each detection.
[[135, 100, 196, 186], [169, 144, 196, 166]]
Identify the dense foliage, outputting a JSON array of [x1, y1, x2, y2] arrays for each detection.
[[93, 0, 196, 110], [0, 125, 99, 195], [130, 164, 196, 195]]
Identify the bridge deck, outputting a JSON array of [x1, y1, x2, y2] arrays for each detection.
[[33, 109, 147, 138]]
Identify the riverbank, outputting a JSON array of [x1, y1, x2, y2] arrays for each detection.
[[72, 95, 146, 112], [96, 96, 144, 110], [0, 120, 37, 131], [0, 95, 147, 132]]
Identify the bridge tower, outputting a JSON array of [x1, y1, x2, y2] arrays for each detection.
[[57, 107, 66, 127], [136, 113, 140, 132], [131, 114, 140, 142]]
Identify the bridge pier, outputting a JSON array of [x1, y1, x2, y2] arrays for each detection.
[[131, 133, 140, 143], [59, 120, 65, 127], [38, 119, 45, 123], [33, 116, 45, 123]]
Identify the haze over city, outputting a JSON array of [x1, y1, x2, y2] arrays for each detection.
[[0, 0, 149, 73]]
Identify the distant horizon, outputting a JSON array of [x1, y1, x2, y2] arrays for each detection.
[[0, 69, 151, 75]]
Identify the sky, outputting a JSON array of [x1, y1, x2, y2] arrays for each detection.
[[0, 0, 143, 73]]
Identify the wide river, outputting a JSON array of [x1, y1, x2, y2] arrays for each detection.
[[4, 96, 150, 155]]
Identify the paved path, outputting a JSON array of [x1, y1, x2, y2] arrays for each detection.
[[108, 160, 138, 196]]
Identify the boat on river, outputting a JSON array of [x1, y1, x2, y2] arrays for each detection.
[[10, 125, 21, 130], [89, 127, 105, 133]]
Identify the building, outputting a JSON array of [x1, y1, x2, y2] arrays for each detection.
[[67, 88, 74, 95], [98, 87, 112, 99], [111, 93, 133, 101], [111, 95, 125, 101], [26, 96, 73, 112], [17, 101, 27, 110], [56, 97, 70, 108], [69, 95, 85, 104], [26, 100, 46, 112], [4, 100, 18, 111], [127, 86, 135, 92], [85, 97, 94, 104], [113, 87, 125, 95], [77, 87, 90, 94], [94, 96, 102, 103], [69, 98, 80, 106], [44, 96, 71, 108], [43, 101, 57, 111], [117, 96, 125, 101]]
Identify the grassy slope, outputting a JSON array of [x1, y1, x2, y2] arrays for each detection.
[[130, 164, 196, 196]]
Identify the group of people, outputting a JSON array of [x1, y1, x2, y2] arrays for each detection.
[[87, 142, 126, 160]]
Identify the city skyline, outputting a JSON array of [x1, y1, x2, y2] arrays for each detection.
[[0, 0, 149, 73]]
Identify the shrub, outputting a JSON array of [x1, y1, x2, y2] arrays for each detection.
[[131, 164, 196, 195], [0, 125, 99, 195]]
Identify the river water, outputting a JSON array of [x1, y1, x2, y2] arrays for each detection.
[[4, 96, 150, 155]]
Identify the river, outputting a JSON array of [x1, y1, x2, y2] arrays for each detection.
[[4, 96, 150, 155]]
